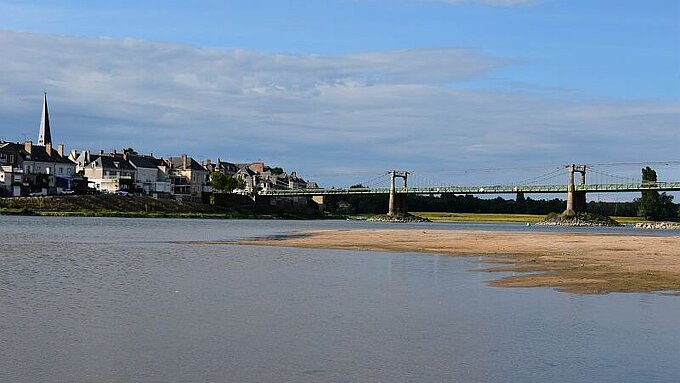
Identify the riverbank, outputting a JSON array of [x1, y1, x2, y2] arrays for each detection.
[[409, 212, 647, 224], [0, 195, 341, 220], [236, 229, 680, 294], [0, 208, 335, 219]]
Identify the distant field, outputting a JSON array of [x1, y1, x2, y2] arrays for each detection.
[[411, 212, 647, 224], [609, 216, 647, 224]]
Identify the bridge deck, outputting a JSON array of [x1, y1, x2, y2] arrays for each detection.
[[259, 182, 680, 196]]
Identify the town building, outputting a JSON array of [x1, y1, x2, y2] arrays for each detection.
[[166, 154, 210, 201], [78, 150, 136, 193], [0, 141, 24, 197], [0, 93, 76, 196], [1, 93, 319, 199], [126, 154, 172, 196]]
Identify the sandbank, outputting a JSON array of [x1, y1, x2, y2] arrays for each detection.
[[234, 229, 680, 294]]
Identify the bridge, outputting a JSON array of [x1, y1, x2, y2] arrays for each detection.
[[258, 163, 680, 216]]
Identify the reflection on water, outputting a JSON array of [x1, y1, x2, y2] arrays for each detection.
[[1, 216, 679, 382]]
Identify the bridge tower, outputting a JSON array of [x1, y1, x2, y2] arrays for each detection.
[[565, 164, 587, 215], [388, 170, 409, 216]]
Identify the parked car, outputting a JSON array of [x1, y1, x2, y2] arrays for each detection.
[[114, 190, 130, 196]]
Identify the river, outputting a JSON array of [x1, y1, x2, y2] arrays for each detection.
[[1, 216, 679, 382]]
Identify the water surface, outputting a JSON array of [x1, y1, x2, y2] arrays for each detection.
[[1, 216, 679, 382]]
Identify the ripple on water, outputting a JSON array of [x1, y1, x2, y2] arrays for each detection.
[[1, 216, 679, 382]]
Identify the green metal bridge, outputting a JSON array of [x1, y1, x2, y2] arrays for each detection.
[[259, 181, 680, 197], [258, 163, 680, 215]]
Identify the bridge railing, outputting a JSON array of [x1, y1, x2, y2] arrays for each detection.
[[258, 181, 680, 196], [575, 181, 680, 192]]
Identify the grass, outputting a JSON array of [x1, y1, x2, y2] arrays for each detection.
[[610, 216, 649, 224], [411, 212, 547, 223]]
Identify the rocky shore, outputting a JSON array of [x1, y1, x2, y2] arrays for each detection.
[[635, 221, 680, 230], [537, 212, 621, 227], [366, 213, 430, 223]]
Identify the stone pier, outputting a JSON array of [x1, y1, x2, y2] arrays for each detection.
[[565, 164, 587, 215], [311, 195, 326, 212], [388, 170, 409, 216]]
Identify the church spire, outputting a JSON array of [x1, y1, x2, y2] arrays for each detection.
[[38, 91, 52, 146]]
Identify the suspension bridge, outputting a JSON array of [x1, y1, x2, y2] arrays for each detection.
[[258, 162, 680, 216]]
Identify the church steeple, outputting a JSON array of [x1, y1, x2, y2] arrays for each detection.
[[38, 91, 52, 146]]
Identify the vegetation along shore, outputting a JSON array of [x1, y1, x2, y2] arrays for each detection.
[[0, 194, 339, 220]]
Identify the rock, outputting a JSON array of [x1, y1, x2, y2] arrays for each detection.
[[366, 213, 430, 223], [537, 212, 621, 227], [634, 222, 680, 230]]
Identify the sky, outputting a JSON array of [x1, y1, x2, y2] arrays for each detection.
[[0, 0, 678, 188]]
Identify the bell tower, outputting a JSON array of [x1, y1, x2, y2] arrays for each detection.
[[38, 91, 52, 146]]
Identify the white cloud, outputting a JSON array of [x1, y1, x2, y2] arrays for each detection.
[[0, 30, 678, 186]]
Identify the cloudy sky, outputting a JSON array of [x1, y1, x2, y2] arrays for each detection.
[[0, 0, 678, 187]]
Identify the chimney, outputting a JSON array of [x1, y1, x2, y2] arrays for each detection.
[[24, 140, 32, 154], [57, 144, 64, 157], [112, 149, 117, 155], [45, 142, 52, 156], [99, 150, 104, 156], [206, 159, 212, 165], [149, 152, 154, 158], [182, 153, 188, 170]]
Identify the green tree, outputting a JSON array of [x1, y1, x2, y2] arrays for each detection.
[[270, 167, 284, 175], [637, 166, 676, 220], [638, 166, 659, 220], [658, 192, 676, 220], [123, 147, 138, 155], [210, 172, 245, 192], [350, 184, 366, 189], [210, 172, 229, 192]]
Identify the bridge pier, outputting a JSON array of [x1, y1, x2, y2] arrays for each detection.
[[565, 164, 587, 215], [388, 170, 409, 216], [311, 195, 325, 212]]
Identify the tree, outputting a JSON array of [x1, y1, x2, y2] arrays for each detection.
[[350, 184, 366, 189], [210, 172, 245, 192], [210, 172, 229, 192], [638, 166, 659, 220], [123, 147, 138, 155], [637, 166, 676, 220], [270, 167, 284, 175], [658, 192, 676, 220]]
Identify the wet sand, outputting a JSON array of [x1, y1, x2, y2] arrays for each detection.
[[236, 229, 680, 294]]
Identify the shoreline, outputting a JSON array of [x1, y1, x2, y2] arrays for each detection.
[[235, 229, 680, 295]]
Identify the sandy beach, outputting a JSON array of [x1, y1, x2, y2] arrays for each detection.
[[235, 229, 680, 294]]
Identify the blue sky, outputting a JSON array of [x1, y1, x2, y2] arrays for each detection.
[[0, 0, 678, 186]]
